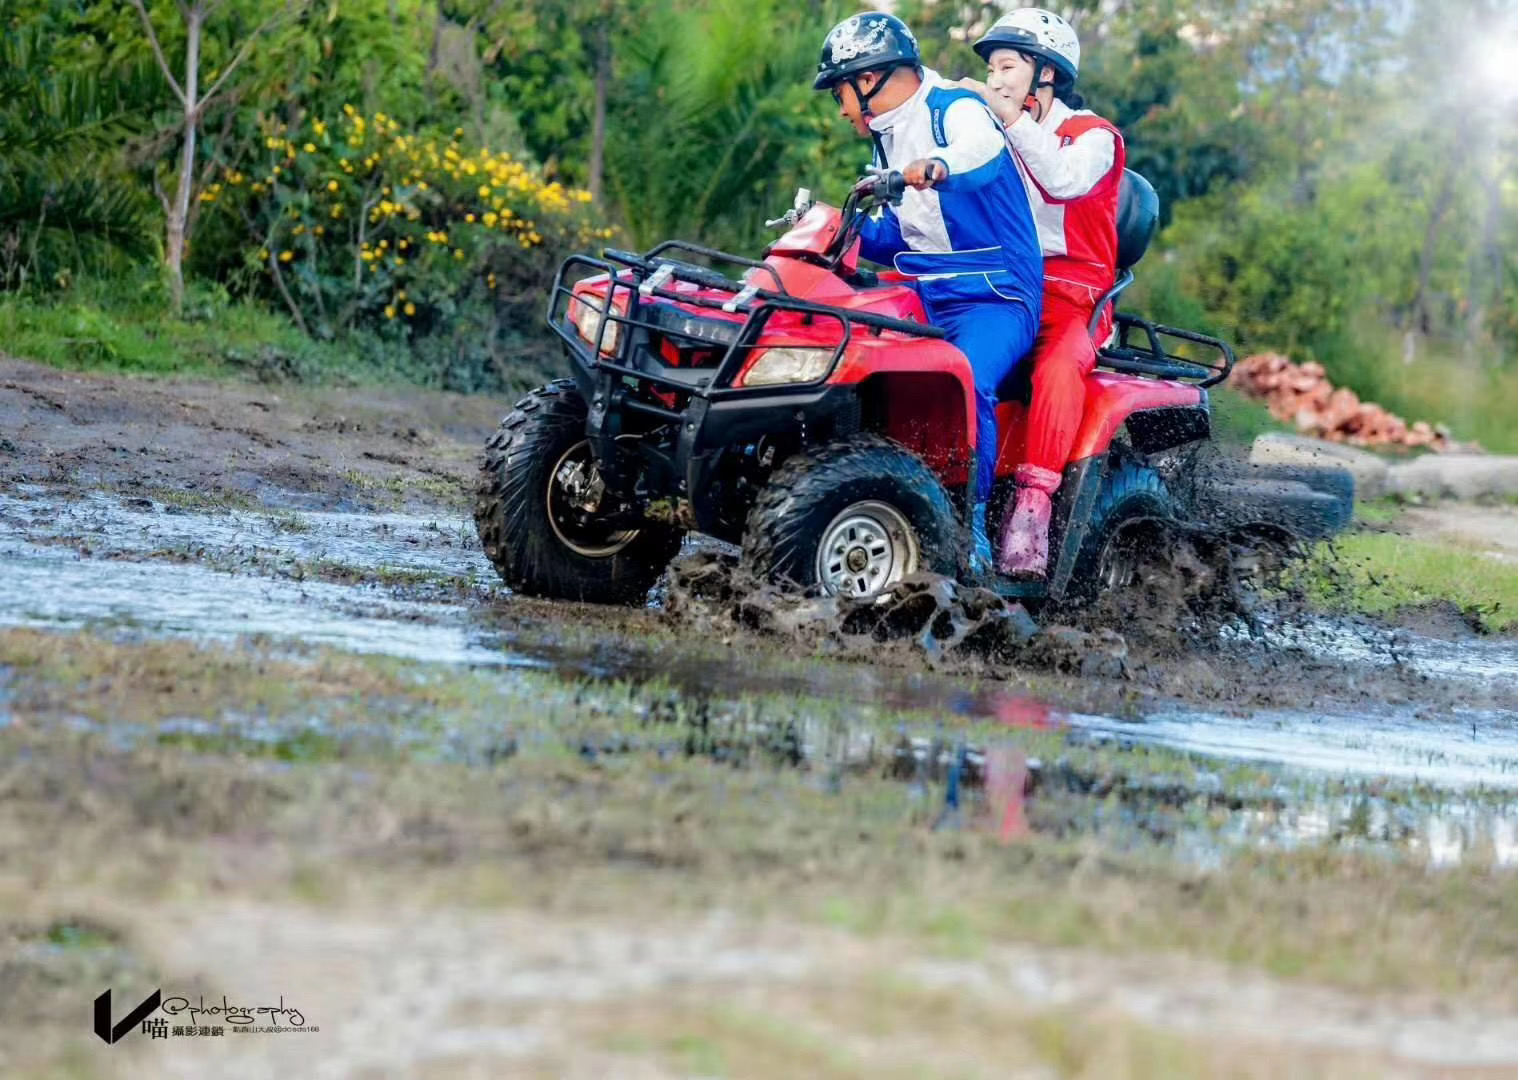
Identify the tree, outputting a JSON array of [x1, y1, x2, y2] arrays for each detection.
[[126, 0, 307, 314], [0, 2, 156, 289]]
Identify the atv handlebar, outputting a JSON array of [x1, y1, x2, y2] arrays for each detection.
[[822, 170, 906, 272]]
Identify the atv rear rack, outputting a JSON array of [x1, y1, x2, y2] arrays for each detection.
[[1097, 313, 1236, 389], [547, 247, 945, 400]]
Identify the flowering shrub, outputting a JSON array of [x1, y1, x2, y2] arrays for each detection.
[[202, 108, 613, 389]]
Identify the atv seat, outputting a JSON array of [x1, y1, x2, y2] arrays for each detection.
[[994, 170, 1160, 404], [1087, 170, 1159, 337]]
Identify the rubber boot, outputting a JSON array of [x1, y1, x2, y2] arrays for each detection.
[[997, 464, 1061, 578], [968, 500, 993, 577]]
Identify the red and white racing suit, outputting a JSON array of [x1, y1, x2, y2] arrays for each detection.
[[1004, 99, 1124, 477]]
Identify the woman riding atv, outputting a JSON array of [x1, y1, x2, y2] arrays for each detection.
[[960, 9, 1127, 581]]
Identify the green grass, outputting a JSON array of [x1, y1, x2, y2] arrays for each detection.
[[1304, 531, 1518, 631], [0, 272, 427, 386], [1208, 384, 1291, 447]]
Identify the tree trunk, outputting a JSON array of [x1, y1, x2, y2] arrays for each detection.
[[588, 22, 609, 202], [166, 4, 203, 318], [1411, 167, 1455, 338]]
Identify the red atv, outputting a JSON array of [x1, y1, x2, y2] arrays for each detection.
[[475, 170, 1352, 605]]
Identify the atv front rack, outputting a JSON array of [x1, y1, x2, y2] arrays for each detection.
[[546, 246, 944, 401]]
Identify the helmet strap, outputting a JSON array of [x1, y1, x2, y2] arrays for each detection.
[[849, 66, 896, 119], [1024, 58, 1047, 121]]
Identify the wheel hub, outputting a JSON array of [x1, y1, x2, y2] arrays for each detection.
[[816, 501, 919, 601], [547, 440, 639, 558]]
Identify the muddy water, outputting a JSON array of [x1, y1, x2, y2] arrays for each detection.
[[4, 484, 1518, 819]]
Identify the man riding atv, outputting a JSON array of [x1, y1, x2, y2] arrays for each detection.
[[814, 11, 1043, 574]]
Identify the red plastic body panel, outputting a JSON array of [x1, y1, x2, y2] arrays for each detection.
[[1068, 373, 1203, 461], [572, 223, 1205, 490]]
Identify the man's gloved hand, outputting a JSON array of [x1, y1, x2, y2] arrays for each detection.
[[852, 165, 893, 195], [902, 157, 948, 189]]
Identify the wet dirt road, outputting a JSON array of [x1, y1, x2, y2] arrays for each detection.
[[3, 356, 1517, 1078]]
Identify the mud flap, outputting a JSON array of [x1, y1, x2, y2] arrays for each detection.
[[1045, 454, 1108, 602]]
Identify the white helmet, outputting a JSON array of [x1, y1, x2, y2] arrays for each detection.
[[972, 8, 1080, 83]]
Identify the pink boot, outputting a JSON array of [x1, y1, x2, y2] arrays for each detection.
[[997, 464, 1061, 578]]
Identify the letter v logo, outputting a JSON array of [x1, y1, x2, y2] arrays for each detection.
[[94, 988, 162, 1044]]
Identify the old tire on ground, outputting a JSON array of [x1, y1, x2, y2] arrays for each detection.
[[1064, 457, 1177, 604], [474, 379, 683, 604], [1243, 462, 1356, 508], [1194, 475, 1352, 543], [742, 435, 958, 601]]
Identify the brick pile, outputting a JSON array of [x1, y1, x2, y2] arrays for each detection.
[[1229, 352, 1463, 452]]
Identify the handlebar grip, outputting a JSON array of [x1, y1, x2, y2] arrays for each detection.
[[887, 171, 907, 198]]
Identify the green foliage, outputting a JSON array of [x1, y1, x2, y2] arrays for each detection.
[[603, 0, 859, 252], [195, 109, 609, 391], [0, 3, 157, 289]]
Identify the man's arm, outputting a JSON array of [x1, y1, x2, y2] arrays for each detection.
[[926, 97, 1007, 193], [1005, 117, 1117, 201], [857, 205, 907, 265]]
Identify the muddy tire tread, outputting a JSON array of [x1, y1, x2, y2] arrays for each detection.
[[1066, 458, 1175, 602], [473, 379, 682, 604], [742, 435, 959, 589]]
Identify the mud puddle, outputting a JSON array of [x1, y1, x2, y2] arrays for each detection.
[[5, 484, 1518, 799]]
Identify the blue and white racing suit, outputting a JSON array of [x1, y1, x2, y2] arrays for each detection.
[[857, 69, 1043, 504]]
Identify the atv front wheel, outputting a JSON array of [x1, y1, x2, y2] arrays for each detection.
[[1064, 457, 1177, 603], [742, 436, 958, 601], [474, 380, 683, 604]]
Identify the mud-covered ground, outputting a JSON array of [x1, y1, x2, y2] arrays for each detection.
[[2, 355, 1517, 1079]]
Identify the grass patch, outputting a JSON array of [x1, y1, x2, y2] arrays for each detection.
[[1301, 531, 1518, 631], [4, 628, 1517, 1010], [1208, 385, 1291, 447]]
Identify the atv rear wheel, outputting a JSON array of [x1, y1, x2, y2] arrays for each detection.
[[1065, 457, 1177, 603], [742, 436, 958, 601], [474, 380, 684, 604]]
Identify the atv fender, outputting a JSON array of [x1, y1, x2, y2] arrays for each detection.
[[840, 339, 979, 487], [1069, 374, 1206, 460]]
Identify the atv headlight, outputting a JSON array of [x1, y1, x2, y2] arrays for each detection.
[[569, 288, 626, 355], [740, 347, 835, 387]]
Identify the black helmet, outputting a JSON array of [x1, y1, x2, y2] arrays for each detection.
[[813, 12, 921, 92]]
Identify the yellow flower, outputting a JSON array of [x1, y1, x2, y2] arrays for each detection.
[[303, 143, 316, 154], [462, 162, 477, 176], [453, 249, 465, 260], [384, 305, 396, 318], [313, 120, 327, 136], [313, 225, 325, 237], [403, 302, 416, 316], [477, 185, 491, 199], [417, 181, 428, 191], [272, 165, 281, 176], [258, 248, 270, 260], [292, 224, 305, 235], [453, 127, 464, 137], [331, 205, 343, 218], [465, 213, 476, 223], [343, 103, 356, 117], [394, 257, 406, 266], [487, 273, 497, 288], [396, 290, 406, 301], [482, 212, 498, 227], [327, 180, 339, 192], [279, 250, 293, 262]]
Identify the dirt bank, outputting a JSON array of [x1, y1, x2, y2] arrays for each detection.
[[0, 355, 502, 513]]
